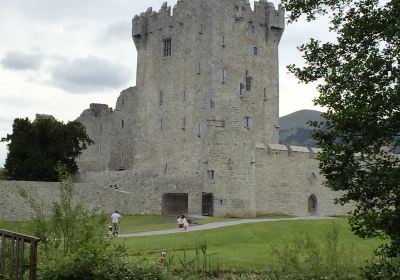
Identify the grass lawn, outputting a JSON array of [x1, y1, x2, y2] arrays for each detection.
[[119, 215, 234, 234], [116, 219, 382, 271]]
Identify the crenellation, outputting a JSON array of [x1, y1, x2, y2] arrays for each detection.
[[60, 0, 352, 219], [289, 145, 310, 158]]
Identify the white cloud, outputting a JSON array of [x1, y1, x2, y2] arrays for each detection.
[[1, 51, 43, 71], [50, 56, 132, 93]]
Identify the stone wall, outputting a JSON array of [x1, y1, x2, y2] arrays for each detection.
[[254, 144, 353, 216]]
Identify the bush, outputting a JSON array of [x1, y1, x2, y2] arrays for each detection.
[[363, 258, 400, 280], [38, 243, 175, 280]]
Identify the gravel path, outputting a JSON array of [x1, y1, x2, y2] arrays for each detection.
[[119, 216, 335, 238]]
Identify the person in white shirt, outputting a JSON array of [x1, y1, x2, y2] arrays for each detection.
[[111, 210, 122, 237]]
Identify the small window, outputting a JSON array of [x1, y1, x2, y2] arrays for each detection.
[[197, 123, 202, 138], [222, 69, 226, 82], [121, 120, 124, 128], [183, 89, 186, 102], [246, 76, 252, 91], [210, 98, 215, 109], [207, 170, 215, 181], [239, 83, 245, 96], [222, 35, 225, 46], [263, 88, 267, 100], [251, 25, 256, 34], [161, 117, 164, 132], [200, 24, 203, 34], [163, 38, 172, 57], [182, 117, 186, 130], [197, 63, 201, 74], [122, 98, 125, 106], [244, 116, 252, 129], [253, 47, 258, 55]]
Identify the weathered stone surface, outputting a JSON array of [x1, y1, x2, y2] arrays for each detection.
[[0, 0, 350, 220]]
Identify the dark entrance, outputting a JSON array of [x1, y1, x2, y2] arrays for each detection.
[[202, 193, 214, 216], [308, 194, 318, 216], [162, 193, 188, 216]]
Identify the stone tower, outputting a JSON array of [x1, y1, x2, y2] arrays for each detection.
[[77, 0, 285, 217]]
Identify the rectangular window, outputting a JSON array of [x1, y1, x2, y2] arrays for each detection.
[[210, 98, 215, 109], [244, 116, 252, 129], [207, 170, 215, 181], [254, 47, 258, 55], [222, 35, 225, 46], [159, 91, 163, 105], [182, 117, 186, 130], [251, 25, 256, 34], [161, 117, 163, 132], [183, 89, 186, 102], [246, 76, 252, 91], [121, 120, 124, 128], [263, 88, 267, 100], [197, 63, 201, 74], [239, 83, 244, 96], [163, 38, 172, 57], [222, 69, 226, 82]]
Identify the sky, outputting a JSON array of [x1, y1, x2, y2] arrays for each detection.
[[0, 0, 334, 167]]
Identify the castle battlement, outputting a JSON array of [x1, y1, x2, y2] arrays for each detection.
[[259, 143, 322, 159], [132, 0, 284, 41]]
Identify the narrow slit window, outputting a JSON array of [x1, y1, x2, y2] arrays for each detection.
[[163, 38, 172, 57], [254, 47, 258, 55], [182, 117, 186, 130], [183, 89, 186, 102], [222, 69, 226, 82], [210, 98, 215, 109], [263, 88, 267, 99], [197, 123, 201, 137], [197, 63, 201, 74], [245, 71, 252, 91], [207, 170, 215, 181], [239, 83, 244, 96], [161, 117, 163, 132], [121, 120, 124, 128], [159, 91, 163, 105], [244, 116, 252, 129], [222, 35, 225, 46]]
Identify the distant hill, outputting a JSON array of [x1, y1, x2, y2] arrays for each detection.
[[279, 110, 324, 147]]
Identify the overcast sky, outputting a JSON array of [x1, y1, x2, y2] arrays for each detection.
[[0, 0, 334, 167]]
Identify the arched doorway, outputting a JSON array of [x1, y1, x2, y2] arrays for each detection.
[[308, 194, 318, 216]]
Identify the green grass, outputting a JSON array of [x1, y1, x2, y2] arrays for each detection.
[[0, 220, 34, 235], [118, 215, 234, 234], [116, 219, 382, 271]]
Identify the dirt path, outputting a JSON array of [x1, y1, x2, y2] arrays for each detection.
[[119, 216, 335, 238]]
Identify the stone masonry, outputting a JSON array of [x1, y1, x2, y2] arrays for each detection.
[[0, 0, 351, 220]]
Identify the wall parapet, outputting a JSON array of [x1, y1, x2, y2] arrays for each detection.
[[132, 0, 284, 41]]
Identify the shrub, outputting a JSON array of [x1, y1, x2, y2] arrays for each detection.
[[363, 258, 400, 280]]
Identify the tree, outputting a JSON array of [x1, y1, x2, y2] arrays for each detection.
[[281, 0, 400, 256], [0, 168, 7, 180], [1, 118, 93, 181]]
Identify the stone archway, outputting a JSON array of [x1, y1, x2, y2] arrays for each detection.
[[308, 194, 318, 216]]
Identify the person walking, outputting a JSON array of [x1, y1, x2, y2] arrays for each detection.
[[111, 210, 122, 237]]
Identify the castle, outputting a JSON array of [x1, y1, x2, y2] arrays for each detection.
[[71, 0, 350, 218]]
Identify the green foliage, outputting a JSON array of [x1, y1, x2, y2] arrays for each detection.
[[281, 0, 400, 256], [363, 257, 400, 280], [38, 244, 174, 280], [269, 223, 360, 280], [1, 117, 93, 181], [0, 168, 7, 180]]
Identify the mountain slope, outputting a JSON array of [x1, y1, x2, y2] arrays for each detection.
[[279, 110, 324, 147]]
